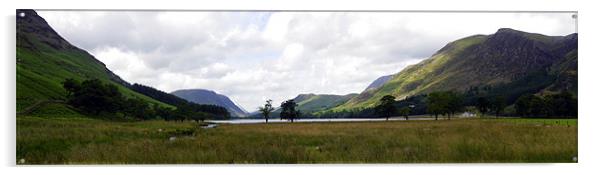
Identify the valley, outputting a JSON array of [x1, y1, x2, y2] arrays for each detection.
[[15, 9, 578, 164]]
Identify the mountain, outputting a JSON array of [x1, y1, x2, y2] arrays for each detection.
[[171, 89, 248, 117], [16, 9, 169, 113], [333, 28, 577, 111], [274, 93, 357, 114], [292, 93, 358, 113], [363, 75, 394, 91], [248, 93, 357, 118]]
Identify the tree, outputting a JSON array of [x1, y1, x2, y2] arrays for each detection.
[[427, 92, 447, 120], [529, 96, 545, 117], [190, 112, 209, 123], [62, 78, 80, 98], [123, 98, 153, 120], [155, 106, 175, 121], [400, 106, 411, 120], [175, 103, 230, 120], [295, 110, 302, 121], [476, 97, 490, 116], [173, 105, 191, 122], [258, 99, 275, 123], [375, 95, 397, 121], [66, 79, 124, 115], [515, 94, 532, 117], [515, 94, 546, 118], [491, 96, 506, 118], [446, 91, 463, 120], [280, 99, 300, 123], [544, 91, 577, 118]]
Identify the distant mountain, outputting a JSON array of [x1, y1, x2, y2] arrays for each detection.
[[333, 28, 577, 111], [363, 75, 394, 91], [292, 93, 358, 114], [171, 89, 248, 117], [248, 93, 357, 118], [16, 9, 169, 113]]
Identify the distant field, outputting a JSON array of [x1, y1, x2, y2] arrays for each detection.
[[16, 116, 577, 164]]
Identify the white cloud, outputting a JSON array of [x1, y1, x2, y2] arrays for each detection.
[[38, 11, 576, 111], [93, 47, 159, 82], [262, 13, 293, 42]]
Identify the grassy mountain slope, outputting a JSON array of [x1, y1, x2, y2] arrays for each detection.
[[333, 28, 577, 111], [248, 93, 357, 118], [293, 93, 358, 113], [364, 74, 394, 91], [16, 9, 170, 113]]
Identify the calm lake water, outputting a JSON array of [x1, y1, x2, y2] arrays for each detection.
[[208, 116, 438, 124]]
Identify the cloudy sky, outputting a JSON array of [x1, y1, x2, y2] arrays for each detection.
[[38, 11, 576, 111]]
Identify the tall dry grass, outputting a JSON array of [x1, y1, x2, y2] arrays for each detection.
[[17, 116, 577, 164]]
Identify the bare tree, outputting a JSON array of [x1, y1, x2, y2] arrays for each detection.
[[258, 99, 275, 123]]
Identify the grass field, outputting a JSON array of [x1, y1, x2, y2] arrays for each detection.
[[16, 116, 577, 164]]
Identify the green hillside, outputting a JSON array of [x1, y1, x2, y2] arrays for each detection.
[[16, 9, 170, 113], [332, 28, 577, 112], [249, 93, 357, 118], [294, 93, 358, 114]]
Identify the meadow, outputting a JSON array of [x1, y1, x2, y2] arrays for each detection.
[[16, 116, 577, 164]]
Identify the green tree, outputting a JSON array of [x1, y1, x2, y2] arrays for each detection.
[[173, 106, 192, 122], [190, 112, 209, 123], [529, 96, 545, 117], [375, 95, 397, 121], [155, 106, 175, 121], [515, 94, 532, 117], [544, 91, 577, 118], [491, 95, 506, 118], [476, 97, 490, 116], [123, 98, 153, 120], [280, 99, 299, 123], [515, 94, 547, 118], [258, 99, 275, 123], [427, 92, 447, 120], [446, 91, 463, 120], [400, 106, 411, 120], [66, 79, 124, 115], [62, 78, 80, 98]]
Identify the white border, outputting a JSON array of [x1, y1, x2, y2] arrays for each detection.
[[2, 0, 601, 175]]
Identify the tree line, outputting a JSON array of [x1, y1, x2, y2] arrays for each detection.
[[130, 83, 189, 106], [62, 78, 230, 121], [514, 92, 577, 117], [375, 90, 577, 119], [279, 89, 576, 120]]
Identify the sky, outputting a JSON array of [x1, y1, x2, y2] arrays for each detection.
[[38, 11, 576, 112]]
